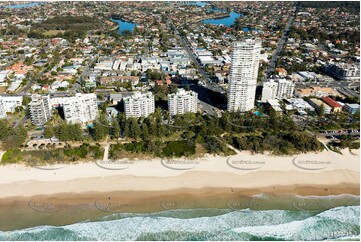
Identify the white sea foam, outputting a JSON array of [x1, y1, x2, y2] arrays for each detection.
[[231, 206, 360, 240], [0, 206, 359, 241]]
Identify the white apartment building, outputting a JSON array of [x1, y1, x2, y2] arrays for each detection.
[[28, 94, 52, 126], [261, 80, 278, 102], [0, 98, 5, 119], [262, 79, 295, 102], [123, 92, 155, 118], [227, 39, 262, 112], [0, 95, 23, 119], [63, 93, 98, 124], [277, 79, 295, 99], [168, 89, 198, 116]]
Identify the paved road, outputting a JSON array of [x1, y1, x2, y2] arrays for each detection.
[[14, 115, 28, 128], [18, 68, 47, 94], [318, 131, 360, 137], [18, 81, 32, 94], [263, 14, 295, 82], [103, 144, 110, 161], [337, 87, 360, 99], [198, 100, 217, 116], [170, 21, 226, 95], [70, 55, 98, 94]]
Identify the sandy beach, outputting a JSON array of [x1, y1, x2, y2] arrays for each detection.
[[0, 149, 359, 198], [0, 149, 359, 231]]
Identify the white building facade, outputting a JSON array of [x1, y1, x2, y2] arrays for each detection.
[[0, 96, 23, 119], [277, 79, 295, 99], [28, 94, 52, 126], [168, 89, 198, 116], [0, 98, 5, 119], [227, 39, 262, 112], [63, 93, 98, 124], [123, 92, 155, 118], [262, 79, 295, 102], [261, 80, 278, 102]]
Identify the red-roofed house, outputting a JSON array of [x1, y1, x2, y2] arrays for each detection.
[[156, 80, 163, 86], [165, 76, 172, 86], [322, 97, 342, 112], [276, 68, 288, 77]]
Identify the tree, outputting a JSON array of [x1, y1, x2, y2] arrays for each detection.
[[169, 84, 178, 94], [0, 120, 27, 150], [44, 124, 55, 138], [22, 96, 31, 107], [129, 118, 141, 139], [55, 122, 83, 142], [124, 120, 131, 138], [122, 30, 132, 38], [111, 119, 121, 140], [92, 115, 108, 141], [317, 105, 325, 117], [141, 122, 150, 141]]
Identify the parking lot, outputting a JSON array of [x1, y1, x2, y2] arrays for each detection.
[[320, 129, 360, 140]]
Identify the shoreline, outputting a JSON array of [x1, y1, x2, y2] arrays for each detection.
[[0, 148, 359, 231], [0, 186, 359, 231]]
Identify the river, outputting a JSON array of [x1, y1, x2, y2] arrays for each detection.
[[109, 17, 137, 34], [202, 11, 241, 27], [2, 2, 43, 8]]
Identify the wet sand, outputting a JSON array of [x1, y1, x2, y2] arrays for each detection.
[[0, 182, 359, 231]]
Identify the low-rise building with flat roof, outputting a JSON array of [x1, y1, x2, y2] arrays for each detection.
[[308, 98, 332, 114], [343, 103, 360, 114], [295, 86, 338, 98], [321, 97, 342, 112]]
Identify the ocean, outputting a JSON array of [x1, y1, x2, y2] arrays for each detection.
[[0, 195, 359, 241]]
